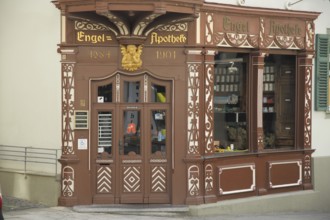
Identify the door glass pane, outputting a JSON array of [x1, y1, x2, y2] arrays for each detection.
[[98, 83, 112, 103], [123, 110, 140, 155], [98, 111, 112, 154], [151, 110, 166, 154], [213, 52, 248, 152], [151, 84, 166, 103], [124, 81, 140, 103]]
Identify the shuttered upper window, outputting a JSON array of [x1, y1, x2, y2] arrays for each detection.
[[315, 34, 330, 111]]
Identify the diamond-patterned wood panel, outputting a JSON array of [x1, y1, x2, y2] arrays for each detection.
[[123, 166, 141, 192]]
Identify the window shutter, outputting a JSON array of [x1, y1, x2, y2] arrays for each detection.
[[315, 34, 329, 111]]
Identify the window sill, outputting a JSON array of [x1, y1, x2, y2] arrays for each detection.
[[205, 148, 314, 159]]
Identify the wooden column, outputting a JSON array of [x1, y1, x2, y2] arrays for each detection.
[[185, 48, 204, 205], [203, 49, 217, 203], [296, 52, 313, 149], [58, 46, 80, 207], [249, 52, 266, 152]]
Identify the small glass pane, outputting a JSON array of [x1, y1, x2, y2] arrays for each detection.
[[124, 81, 140, 103], [98, 111, 112, 154], [123, 110, 140, 155], [151, 84, 166, 103], [151, 110, 166, 154], [213, 52, 248, 152], [98, 83, 113, 103]]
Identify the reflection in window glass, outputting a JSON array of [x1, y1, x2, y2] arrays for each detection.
[[151, 110, 166, 154], [98, 111, 112, 154], [123, 110, 140, 155], [263, 55, 295, 149], [124, 81, 140, 103], [213, 52, 247, 152], [151, 84, 166, 103], [98, 84, 112, 103]]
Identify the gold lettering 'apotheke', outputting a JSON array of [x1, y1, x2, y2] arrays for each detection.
[[77, 31, 112, 44], [223, 16, 249, 33], [150, 32, 187, 45], [269, 20, 302, 36]]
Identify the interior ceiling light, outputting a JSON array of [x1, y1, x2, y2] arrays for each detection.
[[228, 62, 238, 73]]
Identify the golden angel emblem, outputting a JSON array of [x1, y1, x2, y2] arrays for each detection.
[[120, 44, 143, 71]]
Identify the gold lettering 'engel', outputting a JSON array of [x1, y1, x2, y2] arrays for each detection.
[[77, 31, 112, 44], [150, 32, 187, 45]]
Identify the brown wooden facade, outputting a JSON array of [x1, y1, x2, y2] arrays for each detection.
[[53, 0, 319, 206]]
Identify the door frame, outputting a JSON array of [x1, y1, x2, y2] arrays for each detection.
[[89, 72, 173, 204]]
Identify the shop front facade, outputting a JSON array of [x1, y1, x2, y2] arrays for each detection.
[[53, 0, 319, 206]]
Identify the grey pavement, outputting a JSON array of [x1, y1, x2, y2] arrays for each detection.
[[2, 196, 330, 220]]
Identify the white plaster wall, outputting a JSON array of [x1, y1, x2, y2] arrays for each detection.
[[0, 0, 61, 172]]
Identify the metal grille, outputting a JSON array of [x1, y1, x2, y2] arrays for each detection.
[[75, 111, 88, 129], [98, 112, 112, 148]]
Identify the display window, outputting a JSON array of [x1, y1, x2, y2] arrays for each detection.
[[213, 52, 248, 152], [213, 53, 296, 153]]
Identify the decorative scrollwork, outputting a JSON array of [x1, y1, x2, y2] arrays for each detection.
[[62, 63, 75, 155], [157, 23, 188, 32], [205, 164, 213, 192], [188, 165, 200, 196], [62, 166, 74, 197], [205, 13, 214, 44], [74, 21, 109, 31], [305, 21, 315, 51], [187, 63, 201, 155], [205, 63, 214, 154], [304, 66, 312, 148]]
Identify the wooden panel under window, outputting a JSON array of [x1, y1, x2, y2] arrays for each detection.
[[218, 164, 256, 195], [268, 160, 302, 189]]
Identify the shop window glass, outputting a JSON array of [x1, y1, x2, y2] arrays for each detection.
[[213, 53, 247, 152], [263, 55, 295, 149], [151, 84, 166, 103], [124, 81, 140, 103], [98, 83, 113, 103]]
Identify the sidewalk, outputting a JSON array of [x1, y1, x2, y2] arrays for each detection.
[[2, 195, 47, 212], [2, 196, 330, 220]]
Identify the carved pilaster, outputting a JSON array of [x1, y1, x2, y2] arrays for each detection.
[[303, 152, 314, 190], [204, 50, 216, 155], [297, 52, 313, 149], [58, 47, 79, 206], [249, 52, 266, 152], [186, 49, 203, 156]]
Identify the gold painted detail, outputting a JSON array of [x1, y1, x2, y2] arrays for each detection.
[[75, 21, 109, 31], [150, 32, 187, 45], [156, 50, 177, 60], [157, 23, 188, 32], [89, 50, 111, 60], [120, 44, 143, 71], [77, 31, 112, 44]]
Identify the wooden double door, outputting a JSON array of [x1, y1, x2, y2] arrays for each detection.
[[91, 74, 172, 204]]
